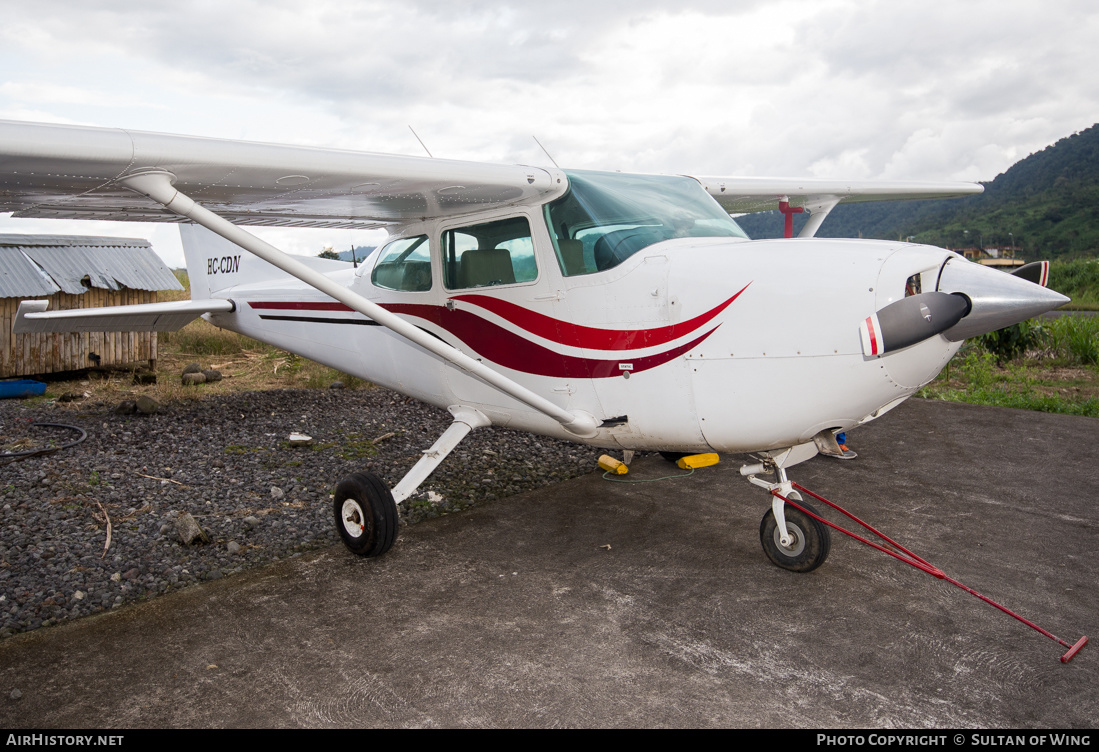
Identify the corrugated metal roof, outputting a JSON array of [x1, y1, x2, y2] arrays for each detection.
[[0, 249, 59, 296], [0, 234, 183, 298]]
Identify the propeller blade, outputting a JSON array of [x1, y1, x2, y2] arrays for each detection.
[[860, 292, 970, 356], [1011, 260, 1050, 288]]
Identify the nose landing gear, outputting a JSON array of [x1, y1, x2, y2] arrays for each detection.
[[759, 491, 831, 573], [741, 444, 831, 573]]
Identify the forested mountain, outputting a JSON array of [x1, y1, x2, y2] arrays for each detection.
[[735, 124, 1099, 259]]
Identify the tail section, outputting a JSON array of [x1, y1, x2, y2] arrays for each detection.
[[181, 223, 266, 299], [179, 223, 355, 299]]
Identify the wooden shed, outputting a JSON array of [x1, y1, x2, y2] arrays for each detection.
[[1, 234, 184, 378]]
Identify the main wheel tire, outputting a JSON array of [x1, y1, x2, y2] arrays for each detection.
[[659, 451, 688, 464], [759, 495, 831, 573], [333, 471, 398, 557]]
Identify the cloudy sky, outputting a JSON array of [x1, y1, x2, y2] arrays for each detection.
[[2, 0, 1098, 266]]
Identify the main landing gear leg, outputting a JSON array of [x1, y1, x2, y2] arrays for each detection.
[[740, 445, 831, 573], [334, 406, 491, 557]]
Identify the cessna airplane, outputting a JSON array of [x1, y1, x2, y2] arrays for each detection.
[[0, 119, 1068, 572]]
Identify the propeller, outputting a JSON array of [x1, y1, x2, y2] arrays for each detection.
[[860, 292, 970, 356], [860, 258, 1069, 356]]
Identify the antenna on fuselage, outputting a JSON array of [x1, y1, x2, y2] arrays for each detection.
[[408, 126, 433, 158], [533, 135, 560, 168], [350, 243, 358, 268]]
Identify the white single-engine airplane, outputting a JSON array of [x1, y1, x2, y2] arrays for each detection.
[[1, 119, 1068, 572]]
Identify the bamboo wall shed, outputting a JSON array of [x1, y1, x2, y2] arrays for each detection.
[[1, 234, 184, 378]]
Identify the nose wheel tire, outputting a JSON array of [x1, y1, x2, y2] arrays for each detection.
[[334, 471, 398, 557], [759, 496, 831, 573]]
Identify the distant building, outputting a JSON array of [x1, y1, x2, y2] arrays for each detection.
[[955, 245, 1026, 270], [1, 234, 183, 378]]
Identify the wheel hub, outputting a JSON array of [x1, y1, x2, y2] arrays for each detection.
[[773, 522, 805, 556], [341, 500, 365, 538]]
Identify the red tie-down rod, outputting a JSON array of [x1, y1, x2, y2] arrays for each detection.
[[778, 198, 804, 238], [773, 482, 1088, 663]]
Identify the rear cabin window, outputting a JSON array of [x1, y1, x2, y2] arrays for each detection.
[[443, 216, 537, 289], [371, 235, 432, 292]]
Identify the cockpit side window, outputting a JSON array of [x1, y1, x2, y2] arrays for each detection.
[[443, 216, 537, 289], [545, 171, 749, 276], [371, 235, 432, 292]]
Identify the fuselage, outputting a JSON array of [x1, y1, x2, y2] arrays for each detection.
[[187, 170, 969, 455]]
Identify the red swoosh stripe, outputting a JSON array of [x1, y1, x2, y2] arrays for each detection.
[[451, 283, 750, 350], [384, 303, 718, 378], [246, 292, 738, 377]]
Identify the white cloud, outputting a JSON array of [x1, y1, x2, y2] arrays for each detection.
[[1, 0, 1098, 263]]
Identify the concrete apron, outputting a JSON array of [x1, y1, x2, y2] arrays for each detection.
[[1, 399, 1097, 728]]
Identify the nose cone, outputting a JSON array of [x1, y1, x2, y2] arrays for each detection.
[[937, 258, 1069, 341]]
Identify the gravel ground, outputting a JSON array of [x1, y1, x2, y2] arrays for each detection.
[[0, 387, 599, 639]]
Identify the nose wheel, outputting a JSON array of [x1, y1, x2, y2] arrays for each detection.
[[759, 492, 831, 573]]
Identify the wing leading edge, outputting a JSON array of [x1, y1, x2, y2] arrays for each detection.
[[691, 175, 984, 238], [0, 120, 982, 234], [0, 119, 565, 228]]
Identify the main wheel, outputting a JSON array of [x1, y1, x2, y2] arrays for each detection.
[[659, 451, 688, 464], [333, 471, 398, 557], [759, 494, 831, 573]]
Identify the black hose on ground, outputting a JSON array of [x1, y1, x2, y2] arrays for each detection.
[[0, 422, 87, 465]]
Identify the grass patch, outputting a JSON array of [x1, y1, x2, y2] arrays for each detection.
[[1049, 258, 1099, 309], [162, 320, 264, 358], [918, 346, 1099, 417], [334, 432, 382, 460], [38, 300, 372, 407], [1046, 315, 1099, 365]]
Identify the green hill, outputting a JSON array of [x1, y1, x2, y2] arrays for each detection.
[[736, 124, 1099, 259]]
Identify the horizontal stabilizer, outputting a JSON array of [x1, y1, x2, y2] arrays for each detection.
[[14, 298, 234, 334]]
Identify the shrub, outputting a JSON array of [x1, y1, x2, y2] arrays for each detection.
[[976, 319, 1046, 363], [1046, 315, 1099, 365], [1049, 259, 1099, 308]]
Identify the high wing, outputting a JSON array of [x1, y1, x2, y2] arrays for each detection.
[[691, 176, 984, 238], [0, 119, 599, 439], [1, 120, 982, 234], [0, 119, 563, 228]]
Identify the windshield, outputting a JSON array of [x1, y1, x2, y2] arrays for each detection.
[[544, 170, 748, 276]]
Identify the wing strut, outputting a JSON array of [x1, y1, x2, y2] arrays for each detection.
[[778, 195, 842, 239], [797, 197, 841, 239], [119, 170, 599, 439]]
